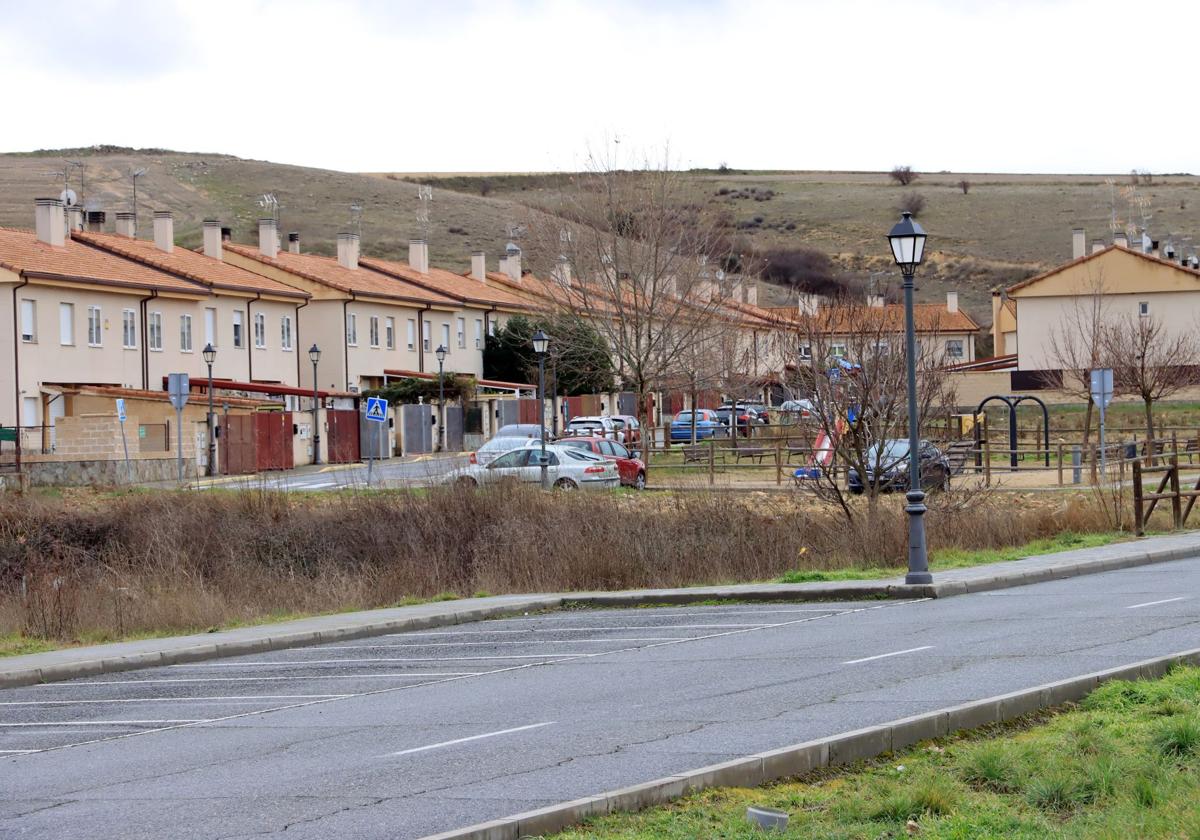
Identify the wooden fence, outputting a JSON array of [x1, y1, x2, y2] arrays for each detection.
[[1132, 456, 1200, 536]]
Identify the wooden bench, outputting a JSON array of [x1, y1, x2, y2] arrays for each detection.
[[681, 445, 725, 464], [732, 447, 769, 464], [786, 445, 810, 464]]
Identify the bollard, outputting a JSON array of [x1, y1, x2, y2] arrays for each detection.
[[1072, 445, 1082, 485]]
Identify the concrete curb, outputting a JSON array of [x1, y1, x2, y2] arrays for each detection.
[[3, 532, 1198, 690], [421, 646, 1200, 840]]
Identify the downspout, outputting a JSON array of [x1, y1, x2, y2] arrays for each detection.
[[246, 292, 261, 383], [12, 276, 29, 427], [138, 290, 155, 390], [293, 296, 309, 388], [417, 303, 431, 373]]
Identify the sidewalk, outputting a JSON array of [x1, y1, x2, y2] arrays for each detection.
[[4, 531, 1199, 689]]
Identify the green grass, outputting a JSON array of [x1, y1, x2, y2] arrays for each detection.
[[779, 531, 1123, 583], [545, 665, 1200, 839]]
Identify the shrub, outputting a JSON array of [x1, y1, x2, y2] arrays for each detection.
[[760, 246, 838, 294], [959, 743, 1021, 792], [1152, 716, 1200, 758], [890, 165, 919, 186], [957, 179, 971, 194], [898, 191, 927, 217]]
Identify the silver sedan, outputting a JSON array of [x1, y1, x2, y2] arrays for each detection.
[[444, 443, 620, 490]]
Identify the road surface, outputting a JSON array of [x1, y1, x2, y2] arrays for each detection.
[[4, 559, 1200, 838], [195, 455, 470, 492]]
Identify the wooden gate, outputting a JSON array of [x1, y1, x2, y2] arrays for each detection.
[[255, 412, 294, 472], [326, 409, 361, 464], [221, 415, 257, 475], [518, 399, 542, 425]]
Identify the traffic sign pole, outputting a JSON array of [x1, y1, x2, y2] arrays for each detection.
[[116, 398, 131, 484], [168, 374, 191, 485], [364, 397, 387, 488]]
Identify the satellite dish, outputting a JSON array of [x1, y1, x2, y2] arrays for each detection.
[[716, 269, 726, 282], [60, 189, 78, 206]]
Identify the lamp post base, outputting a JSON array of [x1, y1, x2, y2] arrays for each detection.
[[904, 488, 933, 585]]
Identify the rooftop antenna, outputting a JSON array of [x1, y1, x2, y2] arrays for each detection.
[[349, 200, 364, 238], [415, 184, 432, 241], [130, 168, 147, 236], [65, 159, 84, 203], [258, 193, 279, 224]]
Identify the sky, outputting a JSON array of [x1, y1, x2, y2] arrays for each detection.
[[1, 0, 1197, 174]]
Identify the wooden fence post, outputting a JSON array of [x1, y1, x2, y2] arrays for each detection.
[[983, 436, 991, 487], [1090, 445, 1098, 485], [1171, 455, 1183, 530], [1133, 460, 1145, 536], [775, 441, 782, 486], [708, 438, 715, 486], [1057, 441, 1064, 486]]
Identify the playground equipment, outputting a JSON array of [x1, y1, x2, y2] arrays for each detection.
[[795, 359, 858, 481], [975, 394, 1050, 470]]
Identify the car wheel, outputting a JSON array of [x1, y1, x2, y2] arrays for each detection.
[[553, 478, 577, 490], [455, 476, 478, 488], [634, 471, 646, 490]]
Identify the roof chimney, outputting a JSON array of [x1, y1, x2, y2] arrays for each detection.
[[85, 210, 106, 232], [866, 294, 885, 308], [115, 211, 136, 238], [202, 219, 222, 261], [501, 242, 522, 281], [1091, 238, 1105, 254], [946, 291, 959, 313], [1071, 228, 1086, 260], [1191, 255, 1199, 270], [1114, 232, 1128, 248], [408, 239, 429, 274], [797, 293, 820, 315], [221, 226, 232, 242], [152, 210, 174, 253], [287, 232, 300, 254], [745, 281, 758, 307], [337, 232, 359, 270], [258, 218, 279, 258], [66, 205, 83, 233], [34, 198, 65, 247], [554, 255, 572, 287], [470, 250, 487, 282], [1151, 240, 1161, 259]]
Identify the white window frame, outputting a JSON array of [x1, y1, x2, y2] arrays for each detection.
[[346, 312, 358, 347], [487, 319, 496, 337], [1139, 301, 1150, 317], [281, 315, 293, 351], [122, 309, 137, 349], [798, 344, 812, 360], [406, 319, 416, 351], [232, 310, 244, 349], [87, 305, 103, 347], [441, 323, 451, 354], [456, 317, 466, 349], [831, 343, 847, 358], [475, 319, 483, 349], [254, 312, 266, 349], [204, 307, 217, 348], [180, 314, 193, 352], [945, 339, 964, 358], [423, 320, 431, 352], [385, 316, 395, 350], [369, 315, 380, 348], [149, 311, 163, 352], [59, 302, 74, 346], [19, 299, 35, 343]]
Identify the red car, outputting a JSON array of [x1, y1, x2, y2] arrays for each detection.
[[556, 436, 647, 489]]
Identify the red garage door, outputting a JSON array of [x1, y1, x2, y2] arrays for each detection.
[[221, 415, 257, 475], [326, 409, 360, 464], [255, 412, 294, 472]]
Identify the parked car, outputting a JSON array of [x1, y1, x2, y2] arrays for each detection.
[[493, 423, 544, 439], [565, 415, 617, 439], [446, 443, 620, 490], [779, 399, 815, 421], [471, 434, 542, 466], [670, 410, 724, 442], [847, 439, 951, 495], [557, 436, 647, 489], [608, 414, 641, 446], [714, 405, 764, 437]]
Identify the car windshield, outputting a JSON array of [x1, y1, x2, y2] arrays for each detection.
[[558, 439, 592, 450], [675, 412, 704, 422], [481, 437, 528, 452], [873, 440, 910, 464]]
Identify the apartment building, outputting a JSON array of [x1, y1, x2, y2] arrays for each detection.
[[223, 222, 472, 392]]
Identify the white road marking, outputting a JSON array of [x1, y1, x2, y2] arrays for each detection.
[[298, 481, 337, 489], [1126, 597, 1188, 610], [0, 695, 350, 706], [842, 645, 934, 665], [0, 720, 203, 726], [392, 624, 776, 636], [174, 656, 583, 667], [479, 607, 853, 622], [386, 722, 554, 757], [57, 674, 480, 685], [327, 638, 680, 647]]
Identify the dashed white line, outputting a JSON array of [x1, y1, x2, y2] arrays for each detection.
[[842, 646, 934, 665], [386, 722, 554, 757], [1125, 597, 1188, 610]]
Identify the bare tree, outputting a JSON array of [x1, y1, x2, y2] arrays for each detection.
[[525, 149, 737, 459], [1103, 313, 1200, 453], [898, 192, 927, 218], [1041, 271, 1115, 448], [890, 166, 919, 186], [957, 179, 971, 195]]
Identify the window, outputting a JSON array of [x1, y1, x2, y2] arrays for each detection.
[[406, 319, 416, 351], [149, 311, 163, 351], [281, 315, 293, 351], [945, 339, 964, 358], [1139, 301, 1150, 317], [254, 312, 266, 349], [59, 303, 74, 345], [798, 344, 812, 360], [122, 309, 137, 349], [441, 323, 451, 353], [19, 300, 35, 342], [346, 312, 358, 346], [488, 450, 528, 469], [232, 310, 244, 349], [423, 320, 431, 352], [456, 317, 466, 349], [876, 340, 891, 355], [475, 319, 483, 349], [488, 319, 496, 337], [204, 307, 216, 348], [179, 314, 193, 352], [831, 343, 846, 358], [87, 306, 102, 347], [369, 316, 380, 348], [385, 317, 395, 350]]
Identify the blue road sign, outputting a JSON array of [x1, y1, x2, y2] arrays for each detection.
[[365, 396, 387, 423]]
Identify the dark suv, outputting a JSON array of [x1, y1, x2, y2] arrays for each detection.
[[847, 439, 951, 494]]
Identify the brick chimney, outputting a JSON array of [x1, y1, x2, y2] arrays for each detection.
[[470, 250, 487, 282], [115, 211, 136, 238], [287, 232, 300, 254], [66, 205, 83, 233], [1072, 228, 1086, 260], [202, 219, 222, 260], [258, 218, 279, 258], [408, 239, 429, 274], [85, 211, 106, 232], [34, 198, 65, 247], [153, 211, 174, 253], [337, 232, 359, 269], [946, 291, 959, 313]]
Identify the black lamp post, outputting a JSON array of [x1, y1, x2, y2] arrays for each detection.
[[309, 344, 321, 465], [532, 329, 550, 489], [202, 343, 216, 476], [886, 211, 932, 585], [435, 344, 447, 452]]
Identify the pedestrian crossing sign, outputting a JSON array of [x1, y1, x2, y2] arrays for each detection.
[[365, 397, 387, 423]]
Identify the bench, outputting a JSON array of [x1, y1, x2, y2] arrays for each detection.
[[732, 447, 769, 464], [786, 445, 810, 464], [681, 445, 725, 464]]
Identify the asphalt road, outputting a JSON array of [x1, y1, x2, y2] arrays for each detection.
[[4, 559, 1200, 839], [198, 455, 470, 492]]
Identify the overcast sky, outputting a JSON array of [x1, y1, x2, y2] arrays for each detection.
[[1, 0, 1196, 174]]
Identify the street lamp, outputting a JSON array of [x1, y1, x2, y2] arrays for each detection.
[[309, 344, 322, 465], [532, 329, 550, 489], [435, 344, 448, 452], [886, 211, 932, 585], [202, 343, 217, 476]]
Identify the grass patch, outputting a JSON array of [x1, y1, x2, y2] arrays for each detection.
[[546, 665, 1200, 839]]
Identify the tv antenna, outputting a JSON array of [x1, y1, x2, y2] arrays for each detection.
[[416, 184, 432, 240], [130, 168, 147, 236], [349, 201, 364, 237], [258, 193, 280, 224]]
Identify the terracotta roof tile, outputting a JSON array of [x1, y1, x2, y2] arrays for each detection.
[[766, 303, 979, 333], [359, 257, 532, 309], [74, 231, 307, 299], [224, 244, 458, 306], [0, 227, 209, 295]]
